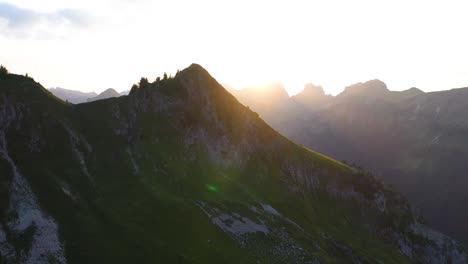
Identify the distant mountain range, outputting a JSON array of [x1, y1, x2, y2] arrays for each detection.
[[86, 88, 121, 102], [48, 87, 129, 104], [230, 80, 468, 245], [48, 87, 98, 104], [1, 65, 465, 263]]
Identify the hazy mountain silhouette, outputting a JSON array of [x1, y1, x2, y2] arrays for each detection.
[[291, 83, 333, 111], [228, 82, 304, 129], [86, 88, 121, 102], [48, 87, 98, 104], [229, 80, 468, 245], [119, 90, 129, 96]]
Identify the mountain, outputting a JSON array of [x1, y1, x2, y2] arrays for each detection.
[[229, 82, 290, 112], [48, 87, 98, 104], [87, 88, 121, 102], [49, 88, 125, 104], [229, 82, 301, 129], [338, 79, 390, 99], [229, 80, 468, 245], [0, 66, 466, 263], [291, 83, 333, 111]]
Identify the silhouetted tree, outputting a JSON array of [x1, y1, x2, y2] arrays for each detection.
[[163, 72, 168, 80], [155, 77, 161, 82], [139, 77, 149, 89], [0, 65, 8, 79], [129, 84, 139, 95]]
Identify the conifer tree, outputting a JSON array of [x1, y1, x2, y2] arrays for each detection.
[[0, 65, 8, 79]]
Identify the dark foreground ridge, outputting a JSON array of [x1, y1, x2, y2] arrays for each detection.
[[0, 64, 466, 263]]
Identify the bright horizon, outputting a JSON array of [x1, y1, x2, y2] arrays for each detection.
[[1, 0, 468, 95]]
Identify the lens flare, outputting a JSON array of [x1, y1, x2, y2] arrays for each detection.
[[206, 184, 218, 192]]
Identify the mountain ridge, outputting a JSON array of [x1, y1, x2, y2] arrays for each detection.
[[0, 65, 466, 263], [338, 79, 389, 98]]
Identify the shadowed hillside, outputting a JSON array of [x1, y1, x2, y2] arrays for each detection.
[[0, 66, 466, 263]]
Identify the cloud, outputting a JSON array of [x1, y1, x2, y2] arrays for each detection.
[[0, 2, 92, 38], [56, 9, 91, 27], [0, 2, 37, 27]]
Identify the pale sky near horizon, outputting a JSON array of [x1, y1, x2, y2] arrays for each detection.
[[1, 0, 467, 95]]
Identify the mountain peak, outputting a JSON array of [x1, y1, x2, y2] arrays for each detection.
[[395, 87, 425, 99], [405, 87, 424, 94], [339, 79, 389, 98], [408, 87, 422, 92], [187, 63, 206, 71], [291, 83, 332, 110], [101, 88, 119, 96], [296, 83, 325, 97], [180, 63, 211, 78], [87, 88, 120, 102]]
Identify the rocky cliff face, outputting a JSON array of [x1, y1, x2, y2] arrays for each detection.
[[0, 67, 466, 263]]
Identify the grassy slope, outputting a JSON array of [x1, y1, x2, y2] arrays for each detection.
[[0, 70, 415, 263]]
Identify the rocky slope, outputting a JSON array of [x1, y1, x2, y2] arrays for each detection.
[[0, 66, 466, 263]]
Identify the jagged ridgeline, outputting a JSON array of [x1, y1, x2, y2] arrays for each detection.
[[0, 64, 466, 264]]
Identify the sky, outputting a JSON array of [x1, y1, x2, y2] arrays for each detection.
[[1, 0, 468, 95]]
